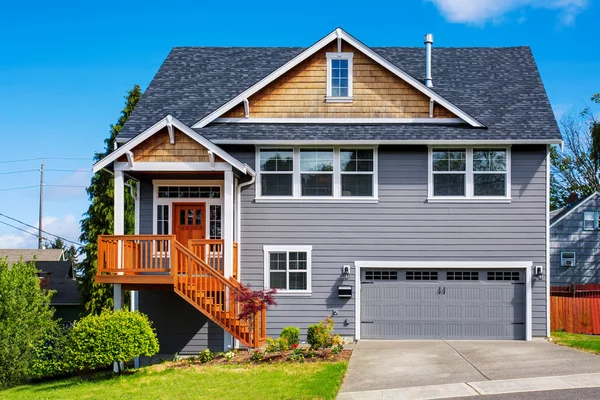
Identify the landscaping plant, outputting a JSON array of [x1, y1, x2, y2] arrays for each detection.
[[27, 325, 72, 380], [265, 337, 289, 353], [68, 309, 159, 373], [235, 285, 277, 348], [280, 326, 300, 347], [0, 258, 56, 387], [198, 349, 214, 364], [307, 316, 336, 350]]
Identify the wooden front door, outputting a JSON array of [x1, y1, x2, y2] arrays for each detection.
[[173, 203, 206, 247]]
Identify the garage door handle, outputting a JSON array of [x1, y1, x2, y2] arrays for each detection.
[[361, 282, 374, 284]]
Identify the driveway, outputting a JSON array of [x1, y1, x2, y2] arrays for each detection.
[[339, 340, 600, 395]]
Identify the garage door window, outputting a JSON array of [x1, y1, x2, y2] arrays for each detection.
[[487, 271, 520, 281], [406, 271, 438, 280], [447, 271, 479, 280], [263, 246, 312, 294], [365, 270, 398, 280]]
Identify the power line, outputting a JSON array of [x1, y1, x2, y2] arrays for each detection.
[[0, 169, 39, 175], [0, 212, 83, 246], [46, 169, 91, 172], [0, 220, 51, 242], [46, 157, 90, 161], [0, 185, 39, 192], [45, 185, 88, 188], [0, 157, 44, 164]]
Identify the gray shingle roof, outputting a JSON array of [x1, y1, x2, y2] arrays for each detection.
[[36, 261, 80, 305], [117, 46, 561, 143], [0, 248, 64, 264]]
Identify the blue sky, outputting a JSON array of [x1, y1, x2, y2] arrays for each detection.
[[0, 0, 598, 248]]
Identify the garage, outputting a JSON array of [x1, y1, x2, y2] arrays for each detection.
[[359, 269, 526, 340]]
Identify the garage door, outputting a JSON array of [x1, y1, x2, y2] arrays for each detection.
[[360, 269, 526, 340]]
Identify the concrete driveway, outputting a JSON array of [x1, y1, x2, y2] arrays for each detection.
[[339, 340, 600, 395]]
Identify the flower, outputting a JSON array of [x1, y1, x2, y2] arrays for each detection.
[[292, 343, 299, 349]]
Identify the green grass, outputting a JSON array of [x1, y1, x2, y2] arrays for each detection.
[[0, 362, 348, 400], [552, 331, 600, 354]]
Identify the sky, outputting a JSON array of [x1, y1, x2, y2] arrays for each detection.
[[0, 0, 599, 249]]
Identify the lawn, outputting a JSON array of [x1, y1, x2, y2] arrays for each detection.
[[552, 331, 600, 354], [0, 362, 348, 400]]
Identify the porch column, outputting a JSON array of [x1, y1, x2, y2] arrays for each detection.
[[223, 170, 234, 350], [114, 169, 125, 372]]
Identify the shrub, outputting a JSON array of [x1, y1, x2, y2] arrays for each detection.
[[250, 351, 264, 362], [288, 348, 305, 362], [67, 309, 159, 373], [27, 325, 72, 380], [265, 337, 289, 353], [0, 259, 56, 387], [198, 349, 214, 364], [235, 285, 277, 349], [280, 326, 300, 346], [307, 316, 335, 349]]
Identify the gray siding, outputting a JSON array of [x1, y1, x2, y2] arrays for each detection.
[[225, 145, 549, 339], [139, 291, 223, 356], [551, 195, 600, 285]]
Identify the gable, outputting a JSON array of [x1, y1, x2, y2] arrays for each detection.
[[117, 127, 225, 163], [222, 41, 456, 120]]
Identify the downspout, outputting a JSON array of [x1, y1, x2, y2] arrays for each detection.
[[236, 165, 256, 248]]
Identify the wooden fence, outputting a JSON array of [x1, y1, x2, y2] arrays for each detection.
[[550, 296, 600, 334]]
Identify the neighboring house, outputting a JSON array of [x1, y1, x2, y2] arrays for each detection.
[[37, 261, 83, 323], [0, 249, 82, 322], [92, 28, 561, 356], [550, 193, 600, 286]]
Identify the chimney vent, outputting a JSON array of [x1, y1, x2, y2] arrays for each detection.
[[567, 192, 579, 205], [424, 34, 433, 87]]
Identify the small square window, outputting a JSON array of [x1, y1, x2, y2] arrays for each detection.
[[583, 211, 597, 231], [265, 246, 312, 293]]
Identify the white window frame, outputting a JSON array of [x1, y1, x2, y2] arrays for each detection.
[[263, 245, 313, 296], [152, 180, 224, 240], [256, 146, 378, 203], [326, 52, 353, 102], [583, 211, 598, 231], [427, 146, 511, 203]]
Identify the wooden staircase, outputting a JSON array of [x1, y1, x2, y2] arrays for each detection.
[[97, 235, 267, 348]]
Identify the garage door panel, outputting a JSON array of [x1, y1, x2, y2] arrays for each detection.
[[361, 269, 526, 340]]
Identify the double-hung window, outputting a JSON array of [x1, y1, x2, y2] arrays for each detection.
[[326, 53, 353, 102], [429, 147, 510, 200], [257, 147, 377, 200], [583, 211, 599, 230], [264, 246, 312, 294]]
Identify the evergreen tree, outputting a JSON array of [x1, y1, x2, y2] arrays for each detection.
[[44, 237, 78, 266], [78, 85, 141, 314]]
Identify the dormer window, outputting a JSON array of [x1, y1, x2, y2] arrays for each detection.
[[326, 52, 353, 102]]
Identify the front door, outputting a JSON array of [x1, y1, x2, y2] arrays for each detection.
[[173, 203, 206, 247]]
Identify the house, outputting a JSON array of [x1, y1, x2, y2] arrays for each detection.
[[92, 28, 561, 356], [0, 249, 82, 322], [37, 261, 83, 323], [550, 192, 600, 286]]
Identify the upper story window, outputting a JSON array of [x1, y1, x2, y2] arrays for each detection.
[[326, 53, 353, 102], [583, 211, 599, 230], [257, 147, 377, 201], [429, 147, 510, 202]]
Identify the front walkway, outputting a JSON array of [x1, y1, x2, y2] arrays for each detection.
[[338, 340, 600, 398]]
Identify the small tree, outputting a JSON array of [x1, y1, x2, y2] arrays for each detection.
[[67, 309, 159, 373], [236, 285, 277, 348], [0, 258, 56, 387]]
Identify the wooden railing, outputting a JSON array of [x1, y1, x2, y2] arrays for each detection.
[[189, 239, 225, 274], [172, 241, 266, 348], [96, 235, 265, 348], [98, 235, 172, 275]]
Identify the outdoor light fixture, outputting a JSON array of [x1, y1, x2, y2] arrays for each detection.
[[342, 265, 350, 279], [534, 266, 543, 280]]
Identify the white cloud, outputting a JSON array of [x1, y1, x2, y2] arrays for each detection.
[[428, 0, 588, 25], [0, 215, 81, 249]]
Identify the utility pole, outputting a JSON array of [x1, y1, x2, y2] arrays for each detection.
[[38, 158, 45, 249]]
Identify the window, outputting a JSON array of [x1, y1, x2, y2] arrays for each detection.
[[365, 270, 398, 280], [257, 148, 377, 200], [156, 205, 169, 234], [326, 52, 353, 101], [429, 147, 510, 200], [447, 271, 479, 281], [259, 148, 294, 196], [487, 271, 520, 281], [158, 186, 220, 198], [583, 211, 599, 230], [406, 271, 438, 281], [209, 205, 222, 239], [264, 246, 312, 293]]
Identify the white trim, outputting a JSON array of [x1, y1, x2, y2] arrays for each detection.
[[427, 147, 511, 201], [114, 161, 232, 172], [213, 117, 464, 124], [210, 139, 564, 145], [353, 261, 533, 341], [326, 52, 353, 100], [545, 144, 551, 337], [125, 151, 135, 168], [223, 171, 234, 278], [191, 28, 484, 129], [550, 192, 600, 227], [243, 99, 250, 118], [114, 170, 125, 235], [256, 146, 377, 201], [166, 115, 175, 144], [93, 115, 252, 175], [263, 245, 313, 295]]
